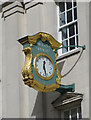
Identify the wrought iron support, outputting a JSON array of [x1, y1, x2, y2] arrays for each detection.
[[56, 45, 86, 51], [56, 84, 75, 94]]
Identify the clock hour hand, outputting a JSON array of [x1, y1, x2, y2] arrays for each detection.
[[43, 61, 46, 76]]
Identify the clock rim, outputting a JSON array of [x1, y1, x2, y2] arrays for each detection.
[[33, 53, 55, 80]]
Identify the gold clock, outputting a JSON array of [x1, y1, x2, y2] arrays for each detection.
[[33, 53, 55, 80]]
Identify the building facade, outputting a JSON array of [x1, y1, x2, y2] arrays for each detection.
[[0, 0, 90, 119]]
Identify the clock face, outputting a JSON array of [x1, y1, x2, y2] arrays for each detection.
[[33, 53, 55, 80]]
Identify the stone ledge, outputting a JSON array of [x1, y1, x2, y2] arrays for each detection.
[[57, 48, 81, 61], [3, 1, 23, 11], [2, 1, 24, 19], [25, 1, 43, 11], [51, 92, 83, 110]]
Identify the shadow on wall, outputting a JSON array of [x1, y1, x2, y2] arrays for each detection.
[[31, 91, 61, 118], [31, 92, 47, 118]]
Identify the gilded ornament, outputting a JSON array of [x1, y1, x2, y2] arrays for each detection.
[[18, 32, 62, 49], [18, 32, 62, 92], [55, 53, 61, 85], [31, 80, 59, 92], [22, 47, 33, 83]]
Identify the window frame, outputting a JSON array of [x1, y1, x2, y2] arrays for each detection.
[[61, 105, 82, 120], [57, 0, 79, 55]]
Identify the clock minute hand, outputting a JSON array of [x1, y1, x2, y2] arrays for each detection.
[[43, 61, 46, 76]]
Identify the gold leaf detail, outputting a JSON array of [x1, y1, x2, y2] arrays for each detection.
[[18, 32, 62, 49], [22, 47, 33, 82], [31, 80, 60, 92], [55, 53, 61, 85]]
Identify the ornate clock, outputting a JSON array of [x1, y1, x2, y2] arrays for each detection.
[[18, 32, 62, 92], [33, 53, 55, 80]]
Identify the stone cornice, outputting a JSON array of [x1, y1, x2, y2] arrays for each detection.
[[1, 1, 43, 19], [51, 92, 83, 110], [25, 1, 43, 12], [2, 1, 24, 20]]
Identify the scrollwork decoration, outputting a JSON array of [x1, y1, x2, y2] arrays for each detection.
[[22, 47, 33, 85]]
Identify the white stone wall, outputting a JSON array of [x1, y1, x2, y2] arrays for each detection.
[[1, 1, 45, 118], [77, 2, 89, 118], [1, 0, 90, 119], [0, 12, 2, 119]]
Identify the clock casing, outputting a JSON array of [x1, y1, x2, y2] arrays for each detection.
[[18, 32, 62, 92]]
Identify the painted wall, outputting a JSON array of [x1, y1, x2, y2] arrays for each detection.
[[0, 12, 2, 119], [1, 0, 90, 119], [89, 2, 91, 119]]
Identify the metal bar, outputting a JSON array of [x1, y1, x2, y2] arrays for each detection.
[[56, 45, 86, 51], [56, 83, 75, 94]]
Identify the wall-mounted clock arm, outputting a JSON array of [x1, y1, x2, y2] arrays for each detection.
[[56, 83, 75, 94], [56, 45, 86, 51]]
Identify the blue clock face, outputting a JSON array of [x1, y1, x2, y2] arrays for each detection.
[[33, 53, 55, 80]]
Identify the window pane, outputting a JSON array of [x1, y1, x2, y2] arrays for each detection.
[[67, 10, 72, 23], [60, 13, 66, 26], [62, 40, 68, 53], [64, 110, 70, 119], [78, 107, 82, 119], [59, 1, 78, 54], [73, 2, 77, 7], [62, 27, 67, 40], [76, 22, 78, 34], [69, 37, 75, 50], [66, 2, 72, 10], [76, 35, 78, 47], [71, 108, 77, 120], [74, 8, 77, 20], [69, 24, 75, 37], [59, 2, 65, 13]]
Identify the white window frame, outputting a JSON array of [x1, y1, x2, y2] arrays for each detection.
[[57, 0, 79, 56], [61, 105, 82, 120]]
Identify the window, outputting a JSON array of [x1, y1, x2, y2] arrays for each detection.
[[62, 106, 82, 120], [51, 93, 83, 120], [58, 0, 78, 54]]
